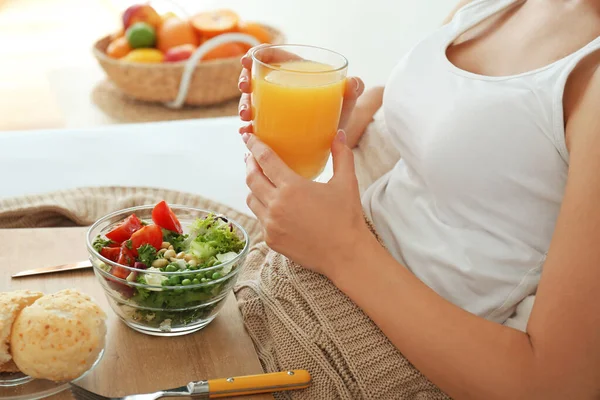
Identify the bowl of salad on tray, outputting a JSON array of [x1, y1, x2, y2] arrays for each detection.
[[86, 201, 249, 336]]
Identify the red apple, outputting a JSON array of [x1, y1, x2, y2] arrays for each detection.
[[164, 44, 197, 62], [122, 4, 161, 30]]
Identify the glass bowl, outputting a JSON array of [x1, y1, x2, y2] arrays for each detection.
[[86, 205, 250, 337]]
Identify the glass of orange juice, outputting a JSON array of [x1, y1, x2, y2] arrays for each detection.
[[251, 45, 348, 180]]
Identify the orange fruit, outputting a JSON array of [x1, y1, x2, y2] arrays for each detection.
[[191, 9, 240, 38], [201, 42, 246, 61], [156, 17, 199, 53], [160, 12, 178, 25], [238, 22, 271, 44], [110, 27, 124, 41], [106, 37, 132, 59]]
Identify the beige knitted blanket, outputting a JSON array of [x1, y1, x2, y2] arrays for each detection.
[[0, 112, 450, 399]]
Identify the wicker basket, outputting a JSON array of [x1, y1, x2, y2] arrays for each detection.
[[93, 24, 285, 107]]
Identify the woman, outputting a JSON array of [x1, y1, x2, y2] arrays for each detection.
[[237, 0, 600, 398]]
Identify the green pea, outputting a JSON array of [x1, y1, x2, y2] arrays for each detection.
[[165, 265, 178, 273], [168, 276, 180, 285], [181, 279, 192, 286], [188, 264, 199, 270], [195, 273, 204, 280], [212, 272, 222, 280], [201, 278, 209, 283], [192, 278, 200, 285]]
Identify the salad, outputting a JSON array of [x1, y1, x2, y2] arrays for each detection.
[[91, 201, 246, 329]]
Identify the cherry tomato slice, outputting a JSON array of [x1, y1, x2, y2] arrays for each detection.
[[117, 243, 135, 266], [111, 243, 135, 279], [100, 247, 120, 262], [129, 224, 163, 255], [106, 214, 143, 243], [151, 201, 182, 234]]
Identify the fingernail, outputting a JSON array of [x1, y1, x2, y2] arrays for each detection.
[[239, 104, 247, 116], [336, 129, 347, 144], [242, 133, 250, 143], [238, 79, 246, 91], [351, 77, 360, 93]]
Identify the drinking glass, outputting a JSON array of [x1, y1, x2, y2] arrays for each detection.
[[251, 44, 348, 180]]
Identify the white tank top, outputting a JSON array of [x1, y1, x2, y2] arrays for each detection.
[[362, 0, 600, 323]]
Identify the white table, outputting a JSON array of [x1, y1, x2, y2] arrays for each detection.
[[0, 117, 334, 214], [0, 117, 252, 212]]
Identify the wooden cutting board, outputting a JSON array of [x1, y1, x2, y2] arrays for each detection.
[[0, 227, 272, 399]]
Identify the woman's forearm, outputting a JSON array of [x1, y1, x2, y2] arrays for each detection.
[[329, 230, 552, 400], [345, 86, 385, 148]]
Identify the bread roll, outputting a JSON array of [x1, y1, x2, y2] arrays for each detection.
[[0, 290, 44, 366], [0, 360, 20, 373], [11, 289, 107, 381]]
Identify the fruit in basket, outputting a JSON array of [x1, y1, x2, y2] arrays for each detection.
[[161, 12, 178, 24], [106, 37, 132, 58], [123, 3, 161, 29], [157, 17, 199, 53], [201, 42, 246, 61], [164, 44, 197, 62], [239, 22, 272, 44], [191, 9, 240, 39], [122, 48, 164, 63], [110, 27, 125, 41], [126, 22, 156, 48]]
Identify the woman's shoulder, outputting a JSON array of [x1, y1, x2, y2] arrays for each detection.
[[563, 51, 600, 152]]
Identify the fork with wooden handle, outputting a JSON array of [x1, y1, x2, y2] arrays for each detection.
[[70, 370, 311, 399]]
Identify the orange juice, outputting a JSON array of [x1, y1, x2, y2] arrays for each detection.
[[252, 60, 346, 179]]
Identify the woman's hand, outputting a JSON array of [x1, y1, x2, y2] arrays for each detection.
[[243, 130, 372, 277], [237, 45, 365, 139]]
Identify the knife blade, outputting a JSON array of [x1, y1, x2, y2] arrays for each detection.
[[11, 260, 93, 278]]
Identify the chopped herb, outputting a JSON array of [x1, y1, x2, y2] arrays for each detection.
[[163, 230, 189, 253], [93, 236, 114, 252], [137, 244, 157, 266], [125, 240, 133, 250], [140, 220, 149, 226]]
